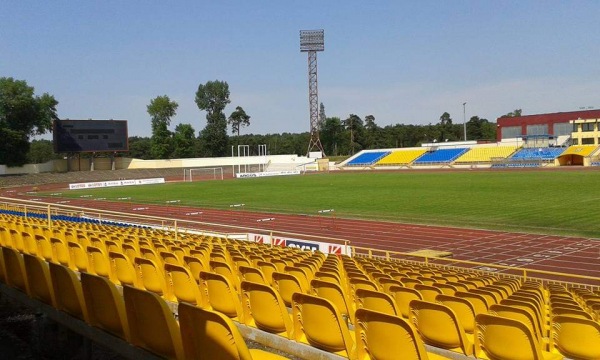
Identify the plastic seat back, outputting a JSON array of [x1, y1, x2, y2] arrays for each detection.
[[87, 245, 113, 281], [108, 251, 139, 287], [67, 241, 89, 272], [164, 263, 203, 306], [475, 314, 552, 360], [490, 304, 543, 344], [50, 237, 70, 267], [34, 234, 53, 262], [133, 257, 172, 300], [409, 300, 473, 356], [355, 288, 399, 316], [48, 262, 89, 322], [123, 286, 184, 360], [436, 294, 476, 334], [199, 271, 243, 321], [388, 285, 422, 319], [552, 315, 600, 360], [414, 284, 443, 302], [272, 271, 305, 307], [2, 246, 30, 294], [238, 265, 266, 285], [454, 291, 489, 316], [355, 308, 439, 360], [183, 255, 206, 282], [23, 253, 56, 307], [81, 273, 131, 342], [292, 292, 355, 358], [240, 280, 293, 338]]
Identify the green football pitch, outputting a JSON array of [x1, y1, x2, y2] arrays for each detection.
[[57, 170, 600, 238]]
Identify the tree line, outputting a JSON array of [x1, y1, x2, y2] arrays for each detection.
[[2, 77, 503, 165]]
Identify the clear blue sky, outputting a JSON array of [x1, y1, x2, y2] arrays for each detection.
[[2, 1, 599, 138]]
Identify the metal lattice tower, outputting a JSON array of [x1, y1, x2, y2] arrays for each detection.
[[300, 29, 325, 157]]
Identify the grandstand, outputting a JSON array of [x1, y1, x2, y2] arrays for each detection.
[[345, 151, 390, 167], [556, 145, 599, 166], [375, 149, 427, 166], [413, 148, 468, 165], [491, 147, 565, 168], [454, 146, 518, 164], [1, 199, 598, 360]]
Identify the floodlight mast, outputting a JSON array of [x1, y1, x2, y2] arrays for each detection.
[[300, 29, 325, 157]]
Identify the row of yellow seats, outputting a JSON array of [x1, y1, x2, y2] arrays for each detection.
[[0, 246, 288, 359]]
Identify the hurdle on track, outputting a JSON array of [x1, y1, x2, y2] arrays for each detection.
[[317, 209, 336, 229], [256, 217, 275, 231], [229, 203, 246, 221]]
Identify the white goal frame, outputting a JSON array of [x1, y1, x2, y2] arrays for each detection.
[[183, 167, 224, 182]]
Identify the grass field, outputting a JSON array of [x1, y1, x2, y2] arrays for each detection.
[[56, 170, 600, 238]]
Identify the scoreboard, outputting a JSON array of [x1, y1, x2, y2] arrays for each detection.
[[53, 120, 129, 153]]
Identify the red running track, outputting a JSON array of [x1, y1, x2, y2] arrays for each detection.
[[4, 189, 600, 285]]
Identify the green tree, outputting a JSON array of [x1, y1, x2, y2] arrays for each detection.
[[321, 117, 344, 155], [318, 102, 326, 130], [147, 95, 178, 159], [0, 77, 58, 166], [227, 106, 251, 137], [26, 139, 60, 164], [466, 116, 497, 140], [343, 114, 364, 155], [128, 136, 152, 159], [195, 80, 230, 157], [502, 109, 522, 117], [172, 123, 196, 158]]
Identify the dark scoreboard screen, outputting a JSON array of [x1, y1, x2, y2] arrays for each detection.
[[53, 120, 129, 153]]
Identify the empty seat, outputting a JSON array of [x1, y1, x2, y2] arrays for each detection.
[[48, 262, 89, 322], [81, 273, 131, 341], [409, 300, 473, 356], [2, 246, 30, 294], [123, 286, 184, 360], [551, 315, 600, 360], [435, 294, 476, 340], [23, 253, 56, 307], [355, 308, 451, 360], [164, 263, 204, 306], [355, 288, 399, 316], [291, 292, 355, 358], [133, 257, 173, 301], [199, 271, 243, 321], [389, 285, 423, 319], [108, 251, 139, 287], [475, 314, 562, 360], [238, 265, 267, 285], [178, 302, 288, 360], [240, 280, 293, 339], [272, 271, 305, 307]]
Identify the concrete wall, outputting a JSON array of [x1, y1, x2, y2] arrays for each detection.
[[0, 159, 67, 175]]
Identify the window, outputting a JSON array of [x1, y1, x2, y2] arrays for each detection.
[[582, 138, 595, 145], [554, 122, 572, 136], [582, 123, 595, 132], [573, 123, 579, 132]]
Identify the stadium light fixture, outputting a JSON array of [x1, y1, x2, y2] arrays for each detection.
[[463, 102, 467, 141]]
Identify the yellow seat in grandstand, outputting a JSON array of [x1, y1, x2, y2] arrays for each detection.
[[23, 253, 57, 307], [355, 308, 451, 360], [455, 146, 517, 163], [490, 304, 547, 348], [2, 246, 30, 294], [164, 263, 204, 306], [35, 234, 54, 262], [238, 265, 267, 285], [292, 293, 356, 359], [48, 262, 89, 322], [199, 271, 243, 321], [272, 271, 306, 307], [311, 278, 354, 325], [389, 285, 423, 319], [240, 280, 293, 339], [50, 237, 71, 268], [414, 284, 443, 302], [551, 315, 600, 360], [68, 241, 90, 273], [87, 245, 114, 281], [475, 314, 562, 360], [183, 255, 207, 282], [355, 288, 400, 317], [178, 303, 288, 360], [123, 286, 184, 360], [81, 273, 131, 342], [133, 257, 173, 301], [409, 300, 473, 356], [108, 251, 140, 287], [377, 149, 428, 165], [435, 294, 476, 340]]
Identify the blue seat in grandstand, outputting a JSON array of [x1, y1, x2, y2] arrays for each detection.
[[413, 148, 467, 164], [510, 148, 564, 161], [347, 151, 390, 166]]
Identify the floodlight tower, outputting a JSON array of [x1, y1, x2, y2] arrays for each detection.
[[300, 29, 325, 156]]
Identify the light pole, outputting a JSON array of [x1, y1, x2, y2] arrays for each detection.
[[462, 102, 467, 141]]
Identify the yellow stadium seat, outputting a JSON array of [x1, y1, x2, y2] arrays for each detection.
[[409, 300, 473, 356], [414, 284, 443, 302], [2, 246, 30, 294], [389, 285, 423, 319], [355, 288, 400, 316], [160, 251, 181, 266], [164, 263, 204, 306], [123, 286, 184, 360], [257, 260, 278, 286], [22, 231, 38, 256], [551, 315, 600, 360], [551, 306, 593, 320], [183, 255, 207, 282], [34, 234, 53, 262], [108, 251, 140, 287], [455, 146, 517, 163], [199, 271, 243, 321], [355, 308, 451, 360], [133, 257, 173, 301], [23, 253, 56, 307], [210, 260, 240, 291], [240, 280, 293, 338], [81, 273, 131, 342], [67, 241, 90, 273], [376, 149, 428, 165], [272, 271, 306, 307], [238, 265, 267, 285], [48, 262, 89, 322], [311, 278, 354, 325], [50, 237, 71, 268], [435, 294, 476, 340], [490, 304, 547, 348], [178, 303, 288, 360], [475, 314, 562, 360], [292, 292, 356, 359], [87, 245, 114, 281]]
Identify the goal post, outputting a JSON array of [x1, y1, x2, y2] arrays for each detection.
[[183, 167, 224, 182]]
